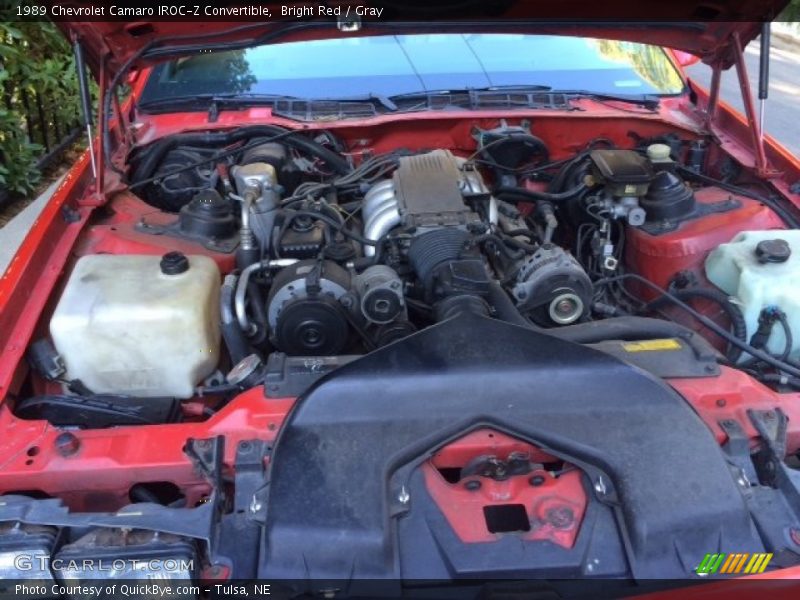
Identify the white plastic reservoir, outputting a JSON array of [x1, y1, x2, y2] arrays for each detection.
[[706, 230, 800, 361], [50, 254, 221, 398]]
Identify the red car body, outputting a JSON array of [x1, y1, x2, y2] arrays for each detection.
[[2, 1, 800, 595]]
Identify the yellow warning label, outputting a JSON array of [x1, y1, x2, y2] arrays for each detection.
[[622, 339, 682, 353]]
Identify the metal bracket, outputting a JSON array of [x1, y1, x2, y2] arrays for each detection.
[[233, 439, 271, 524], [135, 219, 240, 254], [730, 31, 779, 178], [718, 418, 758, 488], [185, 436, 224, 490], [638, 196, 741, 235], [748, 409, 788, 488], [461, 452, 539, 481]]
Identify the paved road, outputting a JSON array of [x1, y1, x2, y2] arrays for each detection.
[[687, 38, 800, 156]]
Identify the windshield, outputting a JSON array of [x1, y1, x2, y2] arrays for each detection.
[[140, 34, 685, 102]]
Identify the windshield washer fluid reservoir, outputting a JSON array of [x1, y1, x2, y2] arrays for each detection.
[[50, 253, 221, 398], [706, 230, 800, 361]]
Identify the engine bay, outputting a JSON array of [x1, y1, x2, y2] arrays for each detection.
[[4, 115, 800, 585], [21, 118, 797, 408]]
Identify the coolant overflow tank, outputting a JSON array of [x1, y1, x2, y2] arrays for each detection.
[[706, 230, 800, 361], [50, 254, 221, 398]]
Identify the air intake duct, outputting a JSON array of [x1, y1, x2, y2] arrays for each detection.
[[408, 229, 490, 313], [407, 229, 470, 286]]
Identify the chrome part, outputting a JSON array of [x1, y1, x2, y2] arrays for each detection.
[[235, 258, 299, 336], [231, 162, 281, 250], [548, 292, 585, 325], [363, 203, 401, 257]]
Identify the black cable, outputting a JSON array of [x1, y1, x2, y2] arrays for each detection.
[[595, 273, 800, 378], [128, 132, 298, 190], [776, 310, 794, 362], [676, 166, 800, 228], [469, 233, 529, 259], [495, 182, 588, 203], [281, 209, 377, 246], [645, 287, 748, 362], [759, 374, 800, 389], [745, 309, 796, 368], [133, 126, 351, 184]]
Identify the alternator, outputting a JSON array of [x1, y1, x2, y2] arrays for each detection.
[[512, 245, 593, 326]]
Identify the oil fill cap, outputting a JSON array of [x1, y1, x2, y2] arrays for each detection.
[[160, 251, 190, 275], [755, 239, 791, 264]]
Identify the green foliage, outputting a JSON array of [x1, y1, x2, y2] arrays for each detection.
[[0, 18, 87, 198], [781, 0, 800, 21]]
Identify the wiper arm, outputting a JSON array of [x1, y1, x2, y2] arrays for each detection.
[[556, 90, 661, 110], [388, 84, 553, 101], [137, 93, 329, 122], [137, 92, 399, 118], [137, 93, 298, 111]]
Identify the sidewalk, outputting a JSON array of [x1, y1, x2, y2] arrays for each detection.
[[0, 175, 65, 275], [773, 21, 800, 49]]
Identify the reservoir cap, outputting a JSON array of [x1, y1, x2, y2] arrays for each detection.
[[160, 251, 190, 275], [755, 239, 791, 264]]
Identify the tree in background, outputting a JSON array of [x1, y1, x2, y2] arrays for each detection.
[[783, 0, 800, 21], [0, 19, 82, 200]]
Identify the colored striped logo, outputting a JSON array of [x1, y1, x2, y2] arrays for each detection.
[[696, 552, 773, 575]]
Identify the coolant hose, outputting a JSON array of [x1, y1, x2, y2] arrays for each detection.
[[550, 317, 720, 359], [246, 281, 270, 345], [488, 281, 719, 358]]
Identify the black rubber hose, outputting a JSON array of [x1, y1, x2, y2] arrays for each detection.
[[759, 374, 800, 389], [131, 125, 350, 185], [646, 287, 748, 362], [246, 281, 270, 346], [495, 182, 588, 203], [487, 281, 720, 359], [220, 277, 253, 365], [548, 316, 717, 355]]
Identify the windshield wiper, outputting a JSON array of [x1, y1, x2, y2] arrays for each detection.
[[137, 92, 399, 120], [387, 85, 659, 110], [555, 90, 661, 110], [137, 93, 298, 119], [388, 84, 553, 101]]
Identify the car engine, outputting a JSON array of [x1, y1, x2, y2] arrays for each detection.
[[27, 124, 799, 406], [9, 120, 800, 588]]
